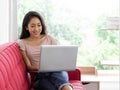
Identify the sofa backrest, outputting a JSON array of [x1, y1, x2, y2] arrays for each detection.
[[0, 42, 29, 90]]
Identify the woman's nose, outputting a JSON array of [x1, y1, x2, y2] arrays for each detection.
[[35, 26, 39, 31]]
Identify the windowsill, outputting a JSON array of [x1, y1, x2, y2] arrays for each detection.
[[81, 70, 119, 82], [97, 70, 119, 76]]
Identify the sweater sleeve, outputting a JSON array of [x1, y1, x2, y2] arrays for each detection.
[[47, 35, 57, 45], [17, 40, 26, 51]]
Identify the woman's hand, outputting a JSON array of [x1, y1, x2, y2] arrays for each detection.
[[27, 65, 39, 71]]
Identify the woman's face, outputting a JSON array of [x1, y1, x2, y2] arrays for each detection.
[[27, 17, 42, 38]]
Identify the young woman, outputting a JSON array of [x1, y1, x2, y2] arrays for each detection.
[[17, 11, 73, 90]]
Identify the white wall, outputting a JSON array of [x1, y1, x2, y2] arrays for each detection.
[[0, 0, 17, 44], [0, 0, 9, 44]]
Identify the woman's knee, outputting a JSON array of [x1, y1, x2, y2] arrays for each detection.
[[61, 85, 73, 90]]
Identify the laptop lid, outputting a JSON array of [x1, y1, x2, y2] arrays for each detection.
[[39, 45, 78, 72]]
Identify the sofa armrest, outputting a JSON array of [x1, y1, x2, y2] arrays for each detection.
[[68, 68, 81, 81]]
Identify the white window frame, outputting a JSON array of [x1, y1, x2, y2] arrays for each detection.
[[9, 0, 18, 42]]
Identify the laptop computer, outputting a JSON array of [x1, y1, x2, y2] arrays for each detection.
[[39, 45, 78, 72]]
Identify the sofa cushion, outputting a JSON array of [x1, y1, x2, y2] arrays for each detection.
[[70, 80, 85, 90], [0, 42, 29, 90], [68, 68, 81, 81]]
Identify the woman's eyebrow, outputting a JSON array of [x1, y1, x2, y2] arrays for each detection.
[[31, 23, 41, 25]]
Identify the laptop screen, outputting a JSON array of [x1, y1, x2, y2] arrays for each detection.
[[39, 45, 78, 72]]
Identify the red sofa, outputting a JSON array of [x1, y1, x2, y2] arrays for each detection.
[[0, 42, 85, 90]]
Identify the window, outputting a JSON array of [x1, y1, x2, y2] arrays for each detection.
[[17, 0, 119, 70]]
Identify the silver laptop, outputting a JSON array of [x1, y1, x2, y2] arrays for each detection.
[[39, 45, 78, 72]]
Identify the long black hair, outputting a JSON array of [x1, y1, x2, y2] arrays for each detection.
[[19, 11, 47, 39]]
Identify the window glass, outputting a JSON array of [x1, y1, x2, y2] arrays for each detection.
[[17, 0, 119, 70]]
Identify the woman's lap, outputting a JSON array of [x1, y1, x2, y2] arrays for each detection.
[[33, 71, 69, 90], [34, 77, 56, 90]]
